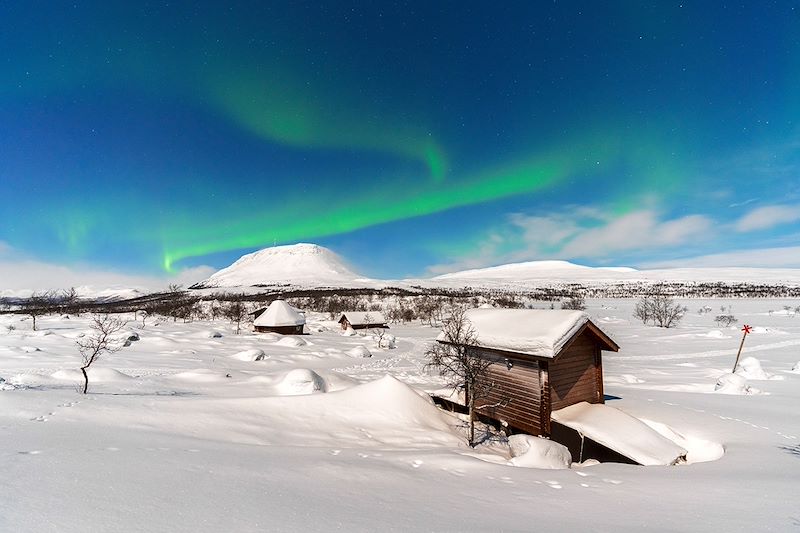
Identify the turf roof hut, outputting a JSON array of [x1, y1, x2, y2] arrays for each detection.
[[338, 311, 389, 330], [253, 300, 305, 335], [437, 309, 618, 437]]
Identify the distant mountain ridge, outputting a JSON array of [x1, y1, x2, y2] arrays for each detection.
[[192, 243, 800, 289]]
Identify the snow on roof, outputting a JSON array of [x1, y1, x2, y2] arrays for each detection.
[[339, 311, 387, 325], [438, 309, 591, 358], [552, 402, 687, 466], [253, 300, 306, 327]]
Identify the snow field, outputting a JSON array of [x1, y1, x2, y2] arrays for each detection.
[[1, 298, 799, 531]]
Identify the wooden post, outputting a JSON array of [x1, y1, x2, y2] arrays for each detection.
[[732, 325, 752, 373]]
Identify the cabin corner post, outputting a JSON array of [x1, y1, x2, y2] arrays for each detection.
[[540, 362, 551, 436], [595, 349, 604, 404]]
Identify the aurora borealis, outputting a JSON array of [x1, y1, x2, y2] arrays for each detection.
[[2, 2, 800, 280]]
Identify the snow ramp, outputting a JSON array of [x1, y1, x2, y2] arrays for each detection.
[[551, 402, 687, 466]]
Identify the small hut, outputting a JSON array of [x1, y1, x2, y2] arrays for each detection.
[[437, 309, 618, 437], [253, 300, 305, 335], [338, 311, 388, 330]]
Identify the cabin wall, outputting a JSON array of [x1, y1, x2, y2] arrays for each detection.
[[254, 324, 304, 335], [549, 330, 603, 411], [469, 347, 543, 435]]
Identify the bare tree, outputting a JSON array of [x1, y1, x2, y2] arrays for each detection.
[[76, 314, 128, 394], [561, 295, 586, 310], [426, 306, 493, 447], [634, 294, 686, 328], [59, 287, 79, 315], [22, 290, 55, 331], [222, 299, 248, 334]]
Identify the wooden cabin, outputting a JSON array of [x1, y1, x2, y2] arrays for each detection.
[[253, 300, 305, 335], [338, 311, 388, 330], [437, 309, 618, 437]]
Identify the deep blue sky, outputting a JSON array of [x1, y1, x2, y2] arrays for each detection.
[[2, 1, 799, 280]]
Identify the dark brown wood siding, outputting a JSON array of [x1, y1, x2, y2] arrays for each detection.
[[254, 324, 304, 335], [469, 348, 543, 435], [549, 330, 602, 410]]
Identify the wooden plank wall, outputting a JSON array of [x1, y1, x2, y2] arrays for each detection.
[[470, 348, 543, 435], [549, 330, 602, 410]]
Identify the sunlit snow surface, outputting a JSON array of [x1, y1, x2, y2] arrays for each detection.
[[1, 299, 799, 531]]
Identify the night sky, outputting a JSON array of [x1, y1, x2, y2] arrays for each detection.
[[2, 2, 800, 280]]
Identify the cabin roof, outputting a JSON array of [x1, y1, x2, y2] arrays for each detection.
[[437, 309, 618, 359], [253, 300, 305, 327], [338, 311, 387, 326]]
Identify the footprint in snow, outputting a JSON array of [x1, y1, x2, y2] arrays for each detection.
[[31, 416, 47, 422], [602, 478, 623, 485], [18, 450, 42, 455], [329, 449, 341, 456], [411, 460, 423, 468]]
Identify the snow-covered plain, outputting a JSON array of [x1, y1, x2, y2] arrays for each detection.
[[2, 299, 799, 532]]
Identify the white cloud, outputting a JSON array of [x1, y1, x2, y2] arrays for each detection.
[[0, 242, 215, 295], [426, 208, 715, 274], [735, 204, 800, 232], [639, 246, 800, 269]]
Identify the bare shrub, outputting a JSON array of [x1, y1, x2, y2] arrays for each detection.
[[634, 294, 686, 328], [76, 314, 128, 394]]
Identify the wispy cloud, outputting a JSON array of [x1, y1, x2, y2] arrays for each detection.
[[639, 246, 800, 269], [427, 207, 714, 274], [0, 242, 214, 294], [735, 204, 800, 232]]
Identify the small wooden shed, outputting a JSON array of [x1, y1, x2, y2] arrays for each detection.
[[437, 309, 618, 437], [338, 311, 388, 330], [253, 300, 305, 335]]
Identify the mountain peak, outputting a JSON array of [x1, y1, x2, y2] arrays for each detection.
[[193, 243, 361, 288]]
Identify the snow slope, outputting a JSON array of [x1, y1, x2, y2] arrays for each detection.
[[193, 243, 365, 288]]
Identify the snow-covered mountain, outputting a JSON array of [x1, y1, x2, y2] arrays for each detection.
[[433, 260, 637, 282], [192, 243, 365, 288]]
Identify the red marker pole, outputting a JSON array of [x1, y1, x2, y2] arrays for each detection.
[[732, 325, 752, 373]]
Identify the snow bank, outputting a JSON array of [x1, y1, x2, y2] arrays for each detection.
[[276, 369, 328, 395], [640, 420, 725, 464], [341, 326, 356, 337], [735, 356, 779, 380], [346, 345, 372, 358], [229, 349, 267, 361], [171, 369, 230, 383], [551, 402, 687, 466], [508, 435, 572, 469], [51, 368, 135, 382], [275, 336, 308, 347], [714, 373, 759, 395], [697, 330, 730, 339]]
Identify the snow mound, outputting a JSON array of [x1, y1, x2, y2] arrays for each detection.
[[698, 330, 729, 339], [735, 357, 779, 380], [377, 333, 396, 349], [552, 402, 687, 466], [791, 362, 800, 373], [29, 330, 52, 336], [275, 336, 308, 348], [203, 330, 224, 338], [19, 346, 41, 353], [276, 369, 328, 395], [51, 368, 134, 382], [508, 435, 572, 469], [230, 349, 267, 361], [171, 369, 231, 383], [714, 373, 759, 395], [346, 345, 372, 358], [0, 376, 15, 391], [341, 327, 357, 337], [641, 419, 725, 464]]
